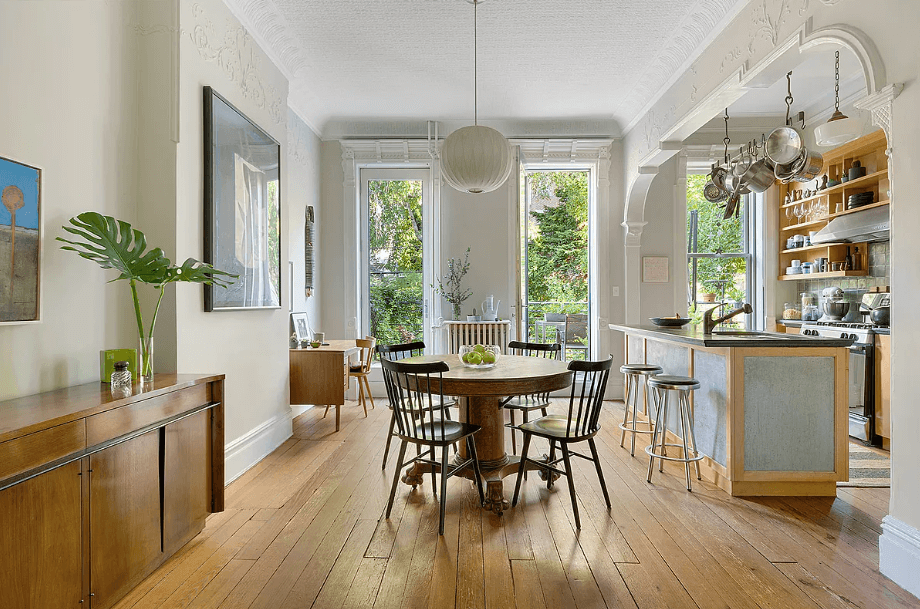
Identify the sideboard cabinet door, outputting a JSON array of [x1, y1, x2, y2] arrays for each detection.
[[0, 461, 83, 608], [89, 430, 162, 609], [164, 410, 210, 553]]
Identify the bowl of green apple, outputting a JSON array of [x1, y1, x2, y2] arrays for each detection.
[[459, 344, 500, 369]]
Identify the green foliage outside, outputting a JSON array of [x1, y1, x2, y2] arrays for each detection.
[[526, 171, 589, 358], [367, 180, 424, 348], [686, 174, 747, 308]]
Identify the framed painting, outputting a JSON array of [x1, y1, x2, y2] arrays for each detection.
[[642, 256, 669, 283], [0, 155, 41, 324], [291, 312, 312, 343], [203, 86, 282, 311]]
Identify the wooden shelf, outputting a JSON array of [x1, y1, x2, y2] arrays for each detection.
[[778, 270, 867, 281], [828, 200, 889, 219], [780, 219, 827, 232], [779, 169, 889, 209], [780, 243, 847, 254]]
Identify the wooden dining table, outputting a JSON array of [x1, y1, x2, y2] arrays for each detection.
[[398, 354, 573, 514]]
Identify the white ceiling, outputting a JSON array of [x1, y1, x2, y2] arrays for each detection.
[[226, 0, 749, 137]]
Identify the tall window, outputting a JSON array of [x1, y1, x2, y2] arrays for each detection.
[[522, 170, 591, 360], [686, 174, 754, 328], [362, 170, 429, 348]]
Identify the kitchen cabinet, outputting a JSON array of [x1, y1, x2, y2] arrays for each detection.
[[0, 374, 224, 609], [777, 129, 888, 281], [875, 333, 891, 447]]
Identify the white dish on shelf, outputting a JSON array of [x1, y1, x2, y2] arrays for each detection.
[[785, 266, 803, 275]]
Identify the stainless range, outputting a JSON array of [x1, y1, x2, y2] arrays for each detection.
[[801, 298, 887, 445]]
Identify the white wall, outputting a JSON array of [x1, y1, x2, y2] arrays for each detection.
[[319, 140, 347, 339], [288, 113, 322, 334], [638, 157, 680, 320], [174, 0, 293, 457], [0, 1, 139, 400]]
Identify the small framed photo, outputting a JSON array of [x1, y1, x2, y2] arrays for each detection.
[[291, 312, 311, 343], [642, 256, 669, 283], [1, 155, 42, 324]]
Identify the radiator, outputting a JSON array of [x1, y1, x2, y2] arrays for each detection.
[[443, 320, 511, 354]]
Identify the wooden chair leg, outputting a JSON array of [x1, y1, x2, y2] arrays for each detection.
[[560, 443, 580, 529], [511, 432, 532, 507], [588, 438, 611, 509], [509, 409, 517, 454], [439, 444, 450, 535], [547, 440, 557, 489], [386, 440, 408, 519], [359, 378, 368, 417], [364, 377, 375, 409], [323, 405, 330, 419], [467, 436, 485, 506], [382, 410, 396, 469]]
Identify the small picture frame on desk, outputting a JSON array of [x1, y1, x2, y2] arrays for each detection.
[[291, 311, 311, 344]]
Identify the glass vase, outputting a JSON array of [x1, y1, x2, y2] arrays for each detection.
[[452, 303, 462, 320], [139, 336, 154, 383]]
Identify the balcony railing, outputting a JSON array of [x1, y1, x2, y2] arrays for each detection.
[[526, 300, 589, 360]]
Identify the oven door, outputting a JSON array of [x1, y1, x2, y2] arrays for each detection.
[[847, 343, 873, 441]]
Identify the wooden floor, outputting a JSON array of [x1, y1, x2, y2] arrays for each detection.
[[113, 399, 919, 609]]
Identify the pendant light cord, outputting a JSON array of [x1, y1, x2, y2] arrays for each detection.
[[834, 50, 841, 112], [474, 0, 478, 126]]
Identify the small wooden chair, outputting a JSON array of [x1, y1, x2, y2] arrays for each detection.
[[348, 337, 376, 416], [502, 340, 562, 454]]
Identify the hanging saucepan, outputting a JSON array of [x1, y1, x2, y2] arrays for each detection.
[[711, 164, 730, 192], [738, 158, 775, 193], [723, 172, 751, 196], [765, 126, 804, 165], [791, 148, 824, 182], [774, 148, 808, 183]]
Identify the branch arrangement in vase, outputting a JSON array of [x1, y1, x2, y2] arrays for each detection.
[[434, 247, 473, 320], [57, 212, 237, 382]]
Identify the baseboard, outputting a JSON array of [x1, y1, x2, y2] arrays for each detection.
[[880, 515, 920, 600], [224, 409, 294, 484]]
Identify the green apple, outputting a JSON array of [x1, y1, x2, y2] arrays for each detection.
[[482, 352, 496, 364], [467, 352, 483, 365], [474, 344, 486, 353]]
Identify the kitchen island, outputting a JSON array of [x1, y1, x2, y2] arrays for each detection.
[[610, 324, 852, 496]]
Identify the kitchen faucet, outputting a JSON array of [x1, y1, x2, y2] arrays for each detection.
[[703, 302, 754, 334]]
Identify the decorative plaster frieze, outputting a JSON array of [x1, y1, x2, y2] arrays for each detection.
[[854, 83, 902, 146], [513, 139, 614, 165], [287, 116, 317, 170], [222, 0, 306, 79], [339, 140, 435, 165], [187, 2, 284, 125], [622, 221, 648, 247], [134, 24, 179, 36]]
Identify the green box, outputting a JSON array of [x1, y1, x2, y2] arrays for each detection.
[[100, 349, 138, 383]]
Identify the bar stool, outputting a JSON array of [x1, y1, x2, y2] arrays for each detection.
[[618, 363, 663, 456], [645, 375, 703, 491]]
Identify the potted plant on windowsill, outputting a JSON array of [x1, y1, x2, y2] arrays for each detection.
[[434, 247, 473, 320], [58, 212, 237, 383]]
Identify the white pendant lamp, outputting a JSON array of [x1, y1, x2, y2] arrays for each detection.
[[814, 51, 863, 147], [440, 0, 513, 194]]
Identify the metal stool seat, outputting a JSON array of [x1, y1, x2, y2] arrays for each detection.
[[646, 375, 703, 491], [618, 363, 663, 457]]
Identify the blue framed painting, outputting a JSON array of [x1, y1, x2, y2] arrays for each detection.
[[0, 155, 41, 323]]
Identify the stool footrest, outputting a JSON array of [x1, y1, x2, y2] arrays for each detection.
[[618, 421, 655, 435], [644, 443, 705, 463]]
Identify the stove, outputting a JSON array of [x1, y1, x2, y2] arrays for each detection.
[[799, 292, 889, 446]]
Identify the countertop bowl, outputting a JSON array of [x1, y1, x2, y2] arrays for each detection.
[[459, 344, 500, 369], [823, 300, 850, 320], [650, 317, 691, 328]]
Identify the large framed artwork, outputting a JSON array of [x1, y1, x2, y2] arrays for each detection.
[[0, 155, 41, 324], [203, 86, 282, 311]]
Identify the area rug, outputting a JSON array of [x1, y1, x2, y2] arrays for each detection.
[[837, 442, 890, 488]]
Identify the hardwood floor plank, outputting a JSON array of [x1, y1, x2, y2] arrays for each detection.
[[456, 482, 486, 609], [398, 500, 441, 609], [185, 560, 255, 609], [480, 508, 515, 609], [774, 562, 863, 609], [510, 560, 546, 609], [343, 558, 389, 609], [425, 480, 464, 609], [310, 518, 381, 609], [371, 491, 429, 609]]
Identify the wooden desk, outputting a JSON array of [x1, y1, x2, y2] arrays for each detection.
[[290, 340, 360, 431]]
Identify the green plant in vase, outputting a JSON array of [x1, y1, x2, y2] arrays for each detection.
[[433, 247, 472, 320], [58, 212, 237, 382]]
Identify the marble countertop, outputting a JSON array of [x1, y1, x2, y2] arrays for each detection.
[[609, 324, 854, 348]]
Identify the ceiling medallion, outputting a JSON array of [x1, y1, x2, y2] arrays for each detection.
[[440, 0, 513, 195]]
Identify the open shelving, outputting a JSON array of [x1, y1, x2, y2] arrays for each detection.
[[777, 129, 888, 281]]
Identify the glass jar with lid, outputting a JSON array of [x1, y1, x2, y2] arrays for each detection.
[[782, 303, 802, 320], [801, 292, 817, 308]]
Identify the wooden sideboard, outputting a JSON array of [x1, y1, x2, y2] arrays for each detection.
[[290, 340, 359, 431], [0, 374, 225, 609]]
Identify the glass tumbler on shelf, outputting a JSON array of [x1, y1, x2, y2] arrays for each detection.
[[110, 360, 133, 394]]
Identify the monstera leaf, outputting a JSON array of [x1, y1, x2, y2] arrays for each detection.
[[164, 258, 237, 289], [57, 212, 171, 285], [58, 212, 237, 287]]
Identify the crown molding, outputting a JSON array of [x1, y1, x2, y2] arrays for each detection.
[[322, 119, 620, 142], [221, 0, 305, 81]]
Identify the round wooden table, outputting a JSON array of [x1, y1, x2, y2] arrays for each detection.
[[398, 354, 573, 514]]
